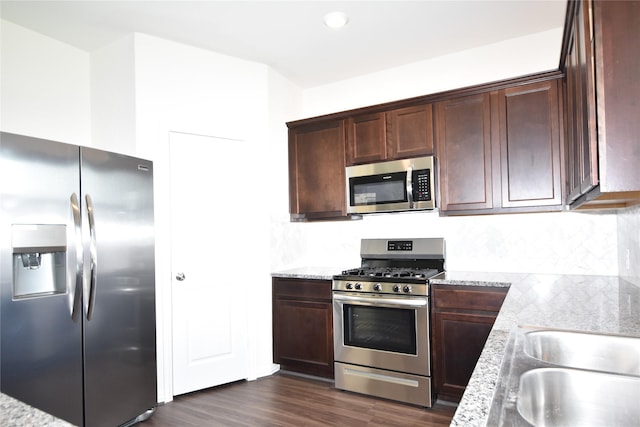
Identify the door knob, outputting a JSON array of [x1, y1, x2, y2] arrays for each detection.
[[175, 272, 185, 281]]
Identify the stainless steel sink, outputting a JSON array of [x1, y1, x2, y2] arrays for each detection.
[[517, 368, 640, 427], [523, 329, 640, 376], [487, 326, 640, 426]]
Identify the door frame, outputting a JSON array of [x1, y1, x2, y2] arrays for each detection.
[[154, 125, 260, 403]]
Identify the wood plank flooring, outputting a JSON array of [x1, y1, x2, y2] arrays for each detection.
[[143, 372, 457, 427]]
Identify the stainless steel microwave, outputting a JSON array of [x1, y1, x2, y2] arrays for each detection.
[[346, 156, 436, 214]]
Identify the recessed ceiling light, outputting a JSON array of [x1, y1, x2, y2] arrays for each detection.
[[323, 11, 349, 29]]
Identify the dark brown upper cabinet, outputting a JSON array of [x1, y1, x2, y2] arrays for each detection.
[[287, 72, 571, 221], [346, 112, 387, 164], [497, 80, 563, 208], [562, 0, 640, 209], [436, 93, 494, 212], [387, 104, 435, 160], [436, 77, 564, 215], [346, 104, 434, 165], [288, 119, 348, 221], [563, 0, 598, 203]]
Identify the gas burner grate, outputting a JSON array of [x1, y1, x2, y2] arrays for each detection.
[[341, 267, 439, 280]]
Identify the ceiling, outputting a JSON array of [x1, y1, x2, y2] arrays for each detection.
[[0, 0, 567, 88]]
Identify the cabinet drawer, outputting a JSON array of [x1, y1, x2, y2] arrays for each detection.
[[432, 285, 507, 312], [272, 277, 332, 301]]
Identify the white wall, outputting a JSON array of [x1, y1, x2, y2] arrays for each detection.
[[130, 33, 276, 401], [90, 35, 137, 155], [271, 28, 620, 278], [298, 28, 563, 119], [1, 22, 282, 404], [0, 20, 90, 144]]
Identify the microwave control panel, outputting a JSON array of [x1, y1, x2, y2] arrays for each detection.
[[414, 169, 432, 201]]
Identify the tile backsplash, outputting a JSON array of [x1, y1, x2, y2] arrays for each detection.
[[273, 209, 620, 277], [618, 204, 640, 285]]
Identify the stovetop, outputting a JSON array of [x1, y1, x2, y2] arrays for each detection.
[[332, 238, 445, 295], [339, 267, 441, 281], [332, 267, 443, 296]]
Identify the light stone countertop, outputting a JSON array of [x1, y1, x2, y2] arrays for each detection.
[[271, 268, 640, 427], [271, 266, 341, 281], [0, 393, 74, 426], [442, 272, 640, 427]]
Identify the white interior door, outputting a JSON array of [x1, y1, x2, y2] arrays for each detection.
[[169, 131, 249, 396]]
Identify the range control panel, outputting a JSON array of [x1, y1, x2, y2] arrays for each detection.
[[387, 240, 413, 251], [332, 279, 429, 296]]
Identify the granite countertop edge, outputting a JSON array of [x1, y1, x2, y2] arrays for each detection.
[[270, 268, 520, 287], [271, 267, 338, 281]]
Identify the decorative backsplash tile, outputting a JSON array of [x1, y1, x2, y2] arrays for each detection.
[[272, 209, 620, 277], [617, 204, 640, 285]]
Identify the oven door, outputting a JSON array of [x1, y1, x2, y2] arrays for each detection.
[[333, 292, 430, 376]]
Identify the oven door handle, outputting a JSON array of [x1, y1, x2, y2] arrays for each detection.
[[333, 293, 427, 307]]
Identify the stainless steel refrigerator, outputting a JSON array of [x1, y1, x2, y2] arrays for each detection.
[[0, 132, 157, 426]]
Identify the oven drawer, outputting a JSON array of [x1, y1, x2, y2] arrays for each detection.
[[335, 362, 433, 407], [432, 285, 508, 312]]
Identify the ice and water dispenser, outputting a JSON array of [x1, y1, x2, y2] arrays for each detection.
[[11, 224, 67, 298]]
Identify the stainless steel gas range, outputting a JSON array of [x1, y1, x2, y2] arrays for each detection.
[[332, 238, 445, 407]]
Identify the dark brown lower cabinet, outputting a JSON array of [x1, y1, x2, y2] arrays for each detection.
[[432, 285, 508, 402], [272, 277, 334, 378]]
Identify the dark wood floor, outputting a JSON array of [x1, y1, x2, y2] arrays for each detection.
[[143, 372, 457, 426]]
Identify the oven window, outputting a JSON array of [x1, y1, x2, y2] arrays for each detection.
[[343, 305, 417, 355]]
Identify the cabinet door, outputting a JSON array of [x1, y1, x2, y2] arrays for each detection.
[[386, 104, 434, 159], [432, 311, 496, 402], [346, 112, 386, 165], [273, 298, 334, 378], [593, 0, 640, 192], [272, 278, 333, 378], [288, 120, 347, 220], [431, 285, 507, 402], [565, 0, 598, 202], [436, 94, 494, 211], [497, 80, 563, 208]]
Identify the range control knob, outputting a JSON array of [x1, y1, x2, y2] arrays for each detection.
[[346, 282, 353, 290], [355, 283, 362, 290], [393, 285, 400, 293], [403, 285, 413, 293], [373, 283, 382, 292]]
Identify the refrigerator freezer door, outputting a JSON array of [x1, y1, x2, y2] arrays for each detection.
[[80, 147, 157, 427], [0, 132, 84, 426]]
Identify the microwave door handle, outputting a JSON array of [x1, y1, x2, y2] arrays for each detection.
[[406, 166, 414, 208]]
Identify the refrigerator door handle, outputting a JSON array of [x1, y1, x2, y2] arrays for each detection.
[[85, 194, 98, 320], [69, 193, 83, 321]]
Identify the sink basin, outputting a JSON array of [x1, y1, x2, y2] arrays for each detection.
[[523, 329, 640, 376], [517, 368, 640, 427]]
